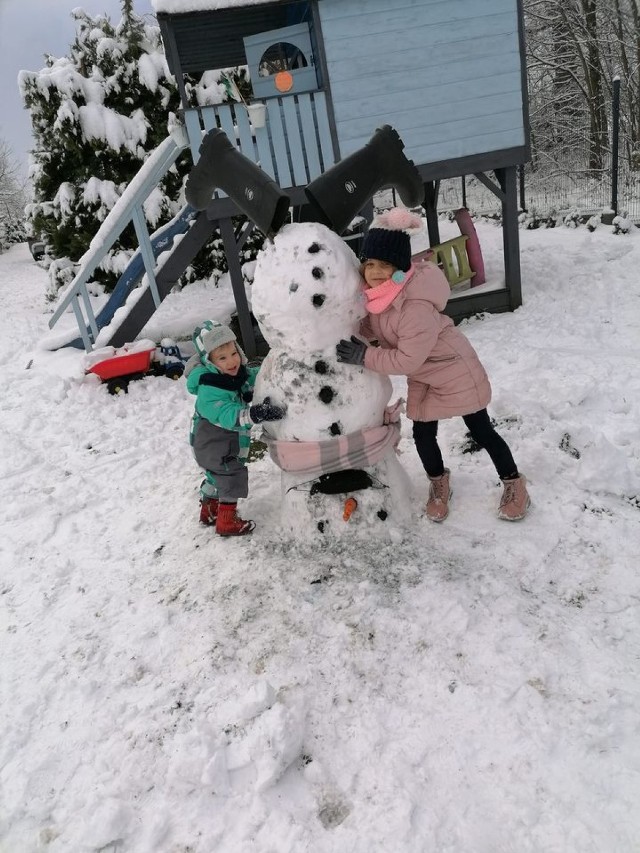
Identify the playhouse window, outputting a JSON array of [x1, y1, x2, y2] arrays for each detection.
[[244, 21, 318, 98], [258, 42, 308, 77]]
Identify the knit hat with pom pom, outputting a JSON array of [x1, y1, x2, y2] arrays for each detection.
[[361, 208, 423, 272], [193, 320, 239, 361]]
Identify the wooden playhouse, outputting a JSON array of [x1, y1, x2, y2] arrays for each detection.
[[154, 0, 530, 341], [47, 0, 531, 356]]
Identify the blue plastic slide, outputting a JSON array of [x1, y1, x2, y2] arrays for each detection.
[[65, 204, 198, 349]]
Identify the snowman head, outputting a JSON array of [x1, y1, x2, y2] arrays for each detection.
[[251, 222, 366, 354]]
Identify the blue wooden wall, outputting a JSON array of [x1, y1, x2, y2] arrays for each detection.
[[318, 0, 526, 164]]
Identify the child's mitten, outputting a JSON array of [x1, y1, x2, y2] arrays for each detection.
[[249, 397, 286, 423]]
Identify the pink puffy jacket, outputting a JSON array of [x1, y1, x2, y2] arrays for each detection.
[[360, 261, 491, 422]]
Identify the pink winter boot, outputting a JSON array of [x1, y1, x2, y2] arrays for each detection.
[[426, 469, 451, 522], [498, 475, 530, 521]]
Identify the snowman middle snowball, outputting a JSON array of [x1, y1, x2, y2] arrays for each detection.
[[251, 222, 394, 442]]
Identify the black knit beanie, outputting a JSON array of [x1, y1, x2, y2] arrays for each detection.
[[361, 227, 412, 271]]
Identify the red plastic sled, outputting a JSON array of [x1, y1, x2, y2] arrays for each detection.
[[88, 348, 154, 381]]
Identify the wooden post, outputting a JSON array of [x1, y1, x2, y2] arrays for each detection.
[[496, 166, 522, 311], [219, 217, 257, 359], [423, 181, 440, 246]]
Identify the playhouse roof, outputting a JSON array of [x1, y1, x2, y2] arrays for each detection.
[[151, 0, 276, 11]]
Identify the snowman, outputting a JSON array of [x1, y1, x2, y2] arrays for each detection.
[[185, 125, 425, 539], [250, 222, 413, 539]]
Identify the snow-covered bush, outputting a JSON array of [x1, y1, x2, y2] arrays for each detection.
[[612, 211, 635, 235], [519, 207, 541, 229], [586, 213, 601, 232], [563, 208, 581, 228]]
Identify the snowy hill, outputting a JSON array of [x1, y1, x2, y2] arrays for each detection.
[[1, 220, 639, 852]]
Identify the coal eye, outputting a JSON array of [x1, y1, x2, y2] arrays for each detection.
[[312, 294, 326, 307], [318, 386, 334, 404], [312, 267, 324, 279], [308, 242, 322, 254]]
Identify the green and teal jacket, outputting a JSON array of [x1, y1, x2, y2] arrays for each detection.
[[185, 354, 259, 461]]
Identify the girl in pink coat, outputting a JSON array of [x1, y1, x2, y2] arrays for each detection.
[[336, 208, 530, 522]]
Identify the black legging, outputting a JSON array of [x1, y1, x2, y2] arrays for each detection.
[[413, 409, 518, 480]]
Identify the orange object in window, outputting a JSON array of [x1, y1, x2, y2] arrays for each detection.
[[274, 71, 294, 92], [343, 497, 358, 522]]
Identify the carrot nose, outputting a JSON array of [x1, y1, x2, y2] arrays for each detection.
[[343, 497, 358, 521]]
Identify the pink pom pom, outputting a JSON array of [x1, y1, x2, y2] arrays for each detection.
[[372, 207, 423, 233]]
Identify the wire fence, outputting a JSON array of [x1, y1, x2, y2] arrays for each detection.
[[438, 156, 640, 224], [438, 85, 640, 224]]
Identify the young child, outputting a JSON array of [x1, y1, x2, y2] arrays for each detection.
[[336, 208, 530, 522], [185, 320, 285, 536]]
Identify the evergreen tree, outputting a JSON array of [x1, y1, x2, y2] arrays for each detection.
[[20, 5, 185, 293], [20, 3, 263, 298]]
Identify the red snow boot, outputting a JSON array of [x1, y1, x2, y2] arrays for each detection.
[[215, 502, 255, 537], [199, 497, 219, 526]]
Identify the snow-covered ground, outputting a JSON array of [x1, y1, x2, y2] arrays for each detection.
[[1, 220, 640, 853]]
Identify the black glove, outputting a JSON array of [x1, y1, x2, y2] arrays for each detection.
[[249, 396, 286, 423], [336, 336, 367, 365]]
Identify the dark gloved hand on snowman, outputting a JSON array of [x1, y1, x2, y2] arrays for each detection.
[[336, 336, 368, 366], [249, 396, 286, 423]]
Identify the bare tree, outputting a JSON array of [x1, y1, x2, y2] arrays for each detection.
[[524, 0, 639, 173], [0, 140, 27, 251], [612, 0, 640, 166]]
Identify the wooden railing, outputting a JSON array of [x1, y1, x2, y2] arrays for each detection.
[[183, 92, 337, 191]]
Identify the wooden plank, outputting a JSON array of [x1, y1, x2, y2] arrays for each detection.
[[132, 206, 161, 308], [444, 288, 512, 324], [414, 146, 529, 182], [332, 73, 523, 120], [329, 59, 522, 103], [184, 109, 203, 163], [335, 91, 525, 138], [336, 106, 525, 159], [234, 103, 257, 162], [219, 217, 256, 359], [201, 106, 218, 134], [320, 0, 515, 27], [311, 91, 336, 171], [325, 27, 518, 76], [212, 107, 238, 199], [322, 11, 517, 50], [216, 106, 237, 145], [281, 97, 307, 185], [410, 126, 526, 166], [334, 120, 524, 167], [298, 94, 321, 180], [497, 166, 523, 309], [254, 125, 276, 180], [72, 296, 94, 351], [266, 100, 293, 188]]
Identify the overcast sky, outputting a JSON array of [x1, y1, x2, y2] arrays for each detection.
[[0, 0, 154, 179]]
